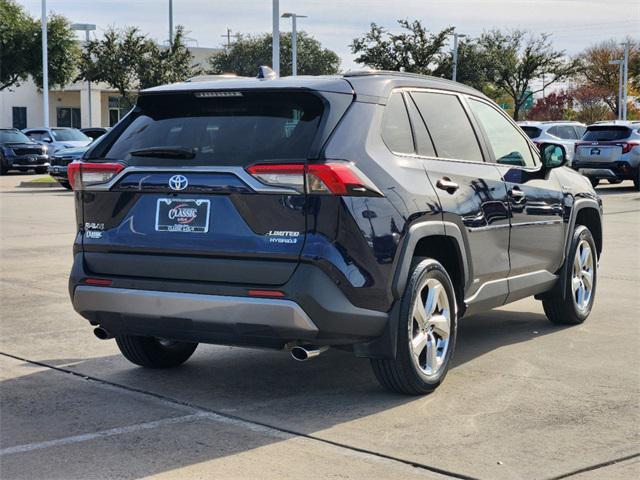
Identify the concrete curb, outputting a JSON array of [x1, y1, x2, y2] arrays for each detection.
[[18, 181, 60, 189]]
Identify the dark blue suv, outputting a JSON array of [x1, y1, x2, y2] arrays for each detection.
[[68, 71, 603, 394]]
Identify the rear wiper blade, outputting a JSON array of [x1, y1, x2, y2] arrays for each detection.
[[129, 146, 195, 159]]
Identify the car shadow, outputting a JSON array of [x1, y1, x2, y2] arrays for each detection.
[[1, 309, 566, 478]]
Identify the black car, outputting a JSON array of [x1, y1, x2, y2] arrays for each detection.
[[0, 128, 49, 175], [68, 71, 602, 395], [49, 146, 89, 189]]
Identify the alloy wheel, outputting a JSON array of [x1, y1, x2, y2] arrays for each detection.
[[409, 277, 451, 377], [572, 240, 594, 312]]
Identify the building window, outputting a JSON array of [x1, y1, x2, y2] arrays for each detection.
[[108, 96, 131, 126], [56, 107, 81, 128], [12, 107, 27, 129]]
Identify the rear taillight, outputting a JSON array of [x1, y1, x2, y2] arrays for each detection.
[[68, 162, 125, 190], [621, 142, 640, 154], [246, 162, 382, 196]]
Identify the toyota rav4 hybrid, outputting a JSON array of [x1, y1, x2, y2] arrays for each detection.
[[572, 121, 640, 190], [68, 71, 603, 395]]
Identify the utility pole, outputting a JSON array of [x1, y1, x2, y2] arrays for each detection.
[[621, 41, 630, 121], [452, 32, 466, 82], [541, 73, 546, 100], [282, 13, 307, 76], [72, 24, 97, 127], [221, 28, 232, 49], [41, 0, 49, 127], [168, 0, 174, 43], [272, 0, 280, 76], [609, 59, 623, 120]]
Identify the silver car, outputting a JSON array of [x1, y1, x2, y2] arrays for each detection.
[[518, 121, 587, 165], [572, 121, 640, 190], [22, 127, 92, 154]]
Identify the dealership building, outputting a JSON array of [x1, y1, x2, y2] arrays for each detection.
[[0, 47, 218, 130]]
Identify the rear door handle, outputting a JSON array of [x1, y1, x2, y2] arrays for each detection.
[[509, 187, 526, 203], [436, 177, 459, 194]]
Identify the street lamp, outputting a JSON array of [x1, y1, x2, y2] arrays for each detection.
[[71, 23, 97, 127], [272, 0, 279, 76], [41, 0, 48, 127], [281, 12, 307, 76], [452, 33, 466, 82], [609, 59, 624, 120], [169, 0, 173, 43]]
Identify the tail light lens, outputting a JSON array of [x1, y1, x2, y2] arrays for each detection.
[[246, 162, 382, 196], [621, 142, 640, 154], [68, 162, 125, 190]]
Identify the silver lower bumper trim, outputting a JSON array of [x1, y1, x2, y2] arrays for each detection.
[[578, 168, 617, 178], [73, 286, 319, 334]]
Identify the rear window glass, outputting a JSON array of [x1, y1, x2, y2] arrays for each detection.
[[583, 126, 631, 141], [95, 92, 324, 166], [521, 127, 542, 139], [51, 129, 90, 142]]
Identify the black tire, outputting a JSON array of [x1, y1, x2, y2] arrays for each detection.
[[58, 180, 72, 190], [115, 335, 198, 368], [542, 225, 597, 325], [634, 169, 640, 191], [34, 166, 48, 174], [371, 259, 458, 395], [0, 156, 8, 175], [589, 178, 599, 188], [607, 178, 623, 184]]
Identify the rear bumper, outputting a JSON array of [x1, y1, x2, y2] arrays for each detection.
[[573, 161, 638, 180], [69, 253, 389, 348]]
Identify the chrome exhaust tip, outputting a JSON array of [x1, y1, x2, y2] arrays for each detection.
[[290, 345, 328, 361], [93, 327, 113, 340]]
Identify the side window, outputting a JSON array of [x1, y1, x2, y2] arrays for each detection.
[[556, 125, 578, 139], [468, 98, 536, 167], [574, 126, 586, 139], [547, 126, 561, 138], [411, 91, 483, 162], [26, 131, 42, 140], [406, 95, 436, 157], [381, 92, 414, 154]]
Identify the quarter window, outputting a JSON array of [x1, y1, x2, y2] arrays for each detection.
[[411, 92, 483, 162], [468, 99, 536, 167], [381, 93, 414, 154]]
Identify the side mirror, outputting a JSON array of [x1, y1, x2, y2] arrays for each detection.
[[540, 143, 566, 168], [42, 137, 52, 143]]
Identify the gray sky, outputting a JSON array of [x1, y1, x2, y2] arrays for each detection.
[[21, 0, 640, 70]]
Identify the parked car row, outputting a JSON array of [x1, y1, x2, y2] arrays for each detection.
[[518, 120, 640, 190], [0, 127, 108, 187]]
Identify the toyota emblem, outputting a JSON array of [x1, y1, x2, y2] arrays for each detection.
[[168, 175, 188, 191]]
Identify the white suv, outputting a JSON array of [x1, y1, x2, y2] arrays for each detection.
[[518, 121, 587, 165]]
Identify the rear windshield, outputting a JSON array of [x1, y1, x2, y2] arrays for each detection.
[[94, 91, 324, 166], [521, 127, 542, 139], [51, 129, 91, 142], [583, 126, 631, 141], [0, 130, 31, 143]]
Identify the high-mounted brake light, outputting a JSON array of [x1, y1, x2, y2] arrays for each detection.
[[68, 162, 125, 190], [246, 162, 382, 196]]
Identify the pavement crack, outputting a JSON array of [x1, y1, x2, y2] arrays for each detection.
[[0, 351, 478, 480], [545, 452, 640, 479]]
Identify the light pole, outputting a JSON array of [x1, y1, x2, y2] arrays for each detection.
[[452, 33, 466, 82], [272, 0, 279, 75], [281, 12, 307, 76], [609, 59, 623, 120], [41, 0, 49, 127], [71, 23, 96, 127], [621, 41, 630, 121], [169, 0, 173, 43]]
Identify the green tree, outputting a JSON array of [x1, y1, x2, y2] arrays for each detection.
[[80, 26, 198, 104], [209, 32, 340, 77], [0, 0, 79, 91], [350, 20, 453, 74], [432, 39, 491, 90], [478, 30, 581, 120]]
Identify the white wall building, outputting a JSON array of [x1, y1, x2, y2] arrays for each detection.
[[0, 47, 219, 130]]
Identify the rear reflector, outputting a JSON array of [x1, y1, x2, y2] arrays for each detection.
[[246, 162, 382, 196], [248, 289, 286, 298], [84, 278, 113, 286], [68, 162, 125, 190]]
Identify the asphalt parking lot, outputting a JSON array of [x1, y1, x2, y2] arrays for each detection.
[[0, 173, 638, 480]]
